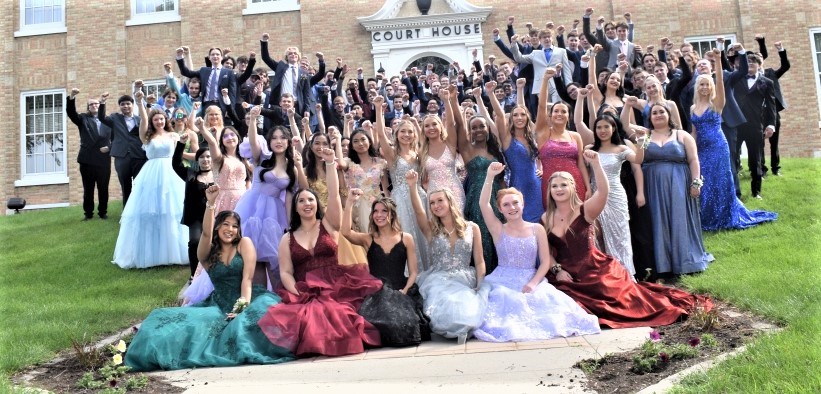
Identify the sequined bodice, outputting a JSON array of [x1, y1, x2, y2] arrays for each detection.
[[390, 156, 420, 190], [344, 157, 387, 201], [538, 139, 578, 164], [428, 223, 474, 272], [204, 254, 245, 313], [289, 224, 338, 281], [690, 109, 724, 149], [144, 138, 174, 160], [495, 227, 537, 269], [598, 150, 629, 187], [217, 156, 247, 191]]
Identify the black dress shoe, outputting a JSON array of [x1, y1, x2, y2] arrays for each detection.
[[773, 171, 782, 177], [99, 214, 108, 220]]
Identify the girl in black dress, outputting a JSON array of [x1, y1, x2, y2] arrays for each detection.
[[341, 189, 430, 346]]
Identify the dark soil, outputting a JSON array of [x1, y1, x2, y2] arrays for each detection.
[[13, 355, 184, 394], [576, 300, 777, 393]]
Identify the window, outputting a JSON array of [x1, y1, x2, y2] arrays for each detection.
[[685, 34, 737, 58], [810, 29, 821, 128], [126, 0, 180, 26], [243, 0, 300, 15], [16, 90, 68, 187], [14, 0, 67, 37], [135, 80, 168, 98]]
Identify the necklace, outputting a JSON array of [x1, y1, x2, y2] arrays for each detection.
[[443, 226, 455, 235]]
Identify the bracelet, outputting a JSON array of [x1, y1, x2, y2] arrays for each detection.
[[690, 176, 704, 189], [550, 264, 562, 275], [205, 203, 215, 210], [324, 161, 335, 166]]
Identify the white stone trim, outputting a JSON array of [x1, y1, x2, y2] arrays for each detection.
[[18, 88, 69, 187], [126, 0, 181, 26], [809, 28, 821, 128], [242, 0, 301, 15], [14, 0, 67, 37]]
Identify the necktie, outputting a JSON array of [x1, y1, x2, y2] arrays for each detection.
[[291, 67, 298, 96], [544, 48, 553, 64], [621, 41, 628, 56], [208, 68, 219, 101]]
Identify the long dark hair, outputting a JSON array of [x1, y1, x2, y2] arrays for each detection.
[[207, 210, 242, 268], [648, 103, 678, 130], [217, 126, 251, 179], [288, 189, 325, 232], [591, 115, 625, 151], [348, 128, 377, 165], [507, 105, 538, 159], [145, 109, 172, 142], [468, 116, 507, 185], [258, 126, 296, 190], [598, 71, 625, 98], [304, 133, 330, 181]]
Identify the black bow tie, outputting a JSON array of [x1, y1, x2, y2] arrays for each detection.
[[746, 75, 756, 79]]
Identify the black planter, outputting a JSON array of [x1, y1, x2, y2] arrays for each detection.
[[417, 0, 431, 15]]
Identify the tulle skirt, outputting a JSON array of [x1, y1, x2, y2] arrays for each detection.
[[112, 158, 188, 269], [417, 267, 490, 339], [474, 266, 600, 342]]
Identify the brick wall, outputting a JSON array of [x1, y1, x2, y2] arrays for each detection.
[[2, 0, 819, 212]]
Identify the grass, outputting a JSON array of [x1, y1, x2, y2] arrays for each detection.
[[0, 202, 188, 375], [0, 159, 818, 393], [671, 158, 821, 393]]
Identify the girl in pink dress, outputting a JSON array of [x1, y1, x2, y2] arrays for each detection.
[[198, 105, 249, 213], [534, 69, 590, 207], [420, 114, 465, 212]]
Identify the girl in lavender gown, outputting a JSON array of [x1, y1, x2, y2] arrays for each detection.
[[473, 163, 600, 342]]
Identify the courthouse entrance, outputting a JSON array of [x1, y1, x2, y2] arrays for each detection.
[[358, 0, 492, 77]]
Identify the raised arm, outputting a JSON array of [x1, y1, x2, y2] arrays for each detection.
[[66, 88, 82, 126], [247, 106, 263, 163], [575, 133, 592, 200], [484, 81, 509, 147], [587, 46, 604, 106], [135, 90, 149, 143], [534, 69, 554, 137], [197, 117, 223, 165], [259, 34, 281, 72], [373, 96, 395, 163], [574, 86, 594, 145], [471, 222, 486, 288], [774, 41, 790, 78], [406, 169, 432, 241], [509, 35, 533, 64], [341, 189, 371, 246], [581, 150, 608, 221], [197, 185, 220, 264], [175, 47, 198, 79], [320, 147, 342, 233], [480, 163, 505, 240]]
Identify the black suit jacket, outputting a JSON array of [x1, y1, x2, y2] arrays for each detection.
[[259, 41, 325, 116], [67, 97, 111, 166], [98, 103, 145, 160], [176, 59, 237, 105], [763, 51, 789, 112], [733, 75, 777, 131]]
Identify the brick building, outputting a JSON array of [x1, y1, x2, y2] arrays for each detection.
[[2, 0, 820, 212]]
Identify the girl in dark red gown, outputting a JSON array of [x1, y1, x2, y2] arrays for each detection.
[[257, 148, 382, 356], [542, 150, 712, 329]]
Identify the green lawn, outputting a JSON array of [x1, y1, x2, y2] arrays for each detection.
[[672, 158, 821, 393], [0, 159, 819, 393], [0, 203, 188, 375]]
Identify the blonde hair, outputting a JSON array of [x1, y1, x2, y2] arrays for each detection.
[[205, 105, 225, 129], [428, 189, 467, 239], [392, 119, 419, 164], [544, 172, 583, 234], [693, 74, 716, 105], [419, 114, 447, 183]]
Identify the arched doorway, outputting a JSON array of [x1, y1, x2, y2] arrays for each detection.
[[406, 55, 451, 76]]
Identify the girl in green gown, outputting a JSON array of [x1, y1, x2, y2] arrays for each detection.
[[125, 185, 294, 371]]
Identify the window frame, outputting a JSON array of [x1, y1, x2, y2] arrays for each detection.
[[684, 34, 738, 58], [15, 88, 69, 187], [242, 0, 300, 15], [809, 28, 821, 129], [126, 0, 181, 27], [14, 0, 67, 37]]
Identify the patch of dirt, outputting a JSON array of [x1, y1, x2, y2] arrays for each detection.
[[12, 356, 183, 394], [576, 301, 778, 393]]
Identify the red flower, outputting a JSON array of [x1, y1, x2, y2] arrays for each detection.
[[658, 352, 669, 363], [109, 379, 118, 387], [649, 330, 661, 341], [688, 337, 701, 347]]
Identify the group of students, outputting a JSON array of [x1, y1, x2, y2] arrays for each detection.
[[64, 10, 787, 373]]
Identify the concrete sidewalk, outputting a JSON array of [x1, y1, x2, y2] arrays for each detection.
[[150, 327, 652, 393]]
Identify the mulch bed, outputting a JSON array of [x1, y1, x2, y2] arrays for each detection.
[[576, 300, 776, 393], [13, 356, 183, 394]]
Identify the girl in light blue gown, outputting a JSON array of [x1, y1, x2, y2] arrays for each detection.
[[113, 91, 187, 269], [473, 163, 600, 342], [407, 169, 489, 344]]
